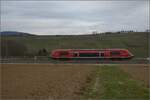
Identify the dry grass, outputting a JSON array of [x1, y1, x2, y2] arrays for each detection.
[[119, 64, 150, 87], [1, 64, 95, 100]]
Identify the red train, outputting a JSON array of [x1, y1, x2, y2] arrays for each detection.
[[51, 49, 134, 60]]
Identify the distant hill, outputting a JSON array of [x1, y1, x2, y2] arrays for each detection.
[[0, 32, 149, 58], [0, 31, 35, 36]]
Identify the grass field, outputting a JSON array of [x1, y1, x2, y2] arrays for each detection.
[[1, 32, 149, 58], [1, 64, 149, 100], [83, 65, 149, 100]]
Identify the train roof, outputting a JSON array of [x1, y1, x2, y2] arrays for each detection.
[[53, 49, 128, 51]]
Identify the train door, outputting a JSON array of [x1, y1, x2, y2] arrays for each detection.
[[73, 52, 79, 57], [99, 52, 105, 58]]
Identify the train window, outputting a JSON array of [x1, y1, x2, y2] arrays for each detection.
[[100, 53, 104, 57], [111, 51, 120, 55], [60, 51, 69, 55], [79, 53, 99, 57]]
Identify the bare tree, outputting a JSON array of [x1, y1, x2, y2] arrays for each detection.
[[0, 39, 28, 57]]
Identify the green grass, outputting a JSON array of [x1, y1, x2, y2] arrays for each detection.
[[82, 65, 149, 100], [1, 32, 149, 57]]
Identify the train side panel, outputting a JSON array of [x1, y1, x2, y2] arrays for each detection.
[[51, 49, 134, 60]]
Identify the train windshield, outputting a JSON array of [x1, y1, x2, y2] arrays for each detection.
[[59, 51, 69, 55], [79, 53, 99, 57], [111, 51, 121, 56]]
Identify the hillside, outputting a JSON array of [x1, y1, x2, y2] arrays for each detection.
[[0, 32, 149, 58], [0, 31, 35, 36]]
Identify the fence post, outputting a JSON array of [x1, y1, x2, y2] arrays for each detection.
[[34, 56, 37, 63]]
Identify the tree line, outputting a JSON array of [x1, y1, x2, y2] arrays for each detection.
[[0, 39, 48, 57]]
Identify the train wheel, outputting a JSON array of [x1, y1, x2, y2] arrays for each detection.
[[59, 58, 70, 61]]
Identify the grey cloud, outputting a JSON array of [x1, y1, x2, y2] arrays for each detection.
[[1, 0, 149, 35]]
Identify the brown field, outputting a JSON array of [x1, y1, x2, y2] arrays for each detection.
[[119, 64, 150, 87], [1, 64, 95, 100], [0, 64, 149, 100]]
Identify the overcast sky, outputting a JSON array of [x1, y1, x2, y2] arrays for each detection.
[[1, 0, 149, 35]]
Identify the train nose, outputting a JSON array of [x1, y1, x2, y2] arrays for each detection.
[[51, 53, 56, 58], [131, 55, 134, 58], [128, 53, 134, 59], [51, 52, 56, 58], [129, 53, 134, 58], [51, 51, 59, 58]]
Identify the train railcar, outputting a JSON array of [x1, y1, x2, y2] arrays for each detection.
[[51, 49, 134, 60]]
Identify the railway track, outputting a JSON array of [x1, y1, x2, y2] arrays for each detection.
[[0, 57, 149, 64]]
